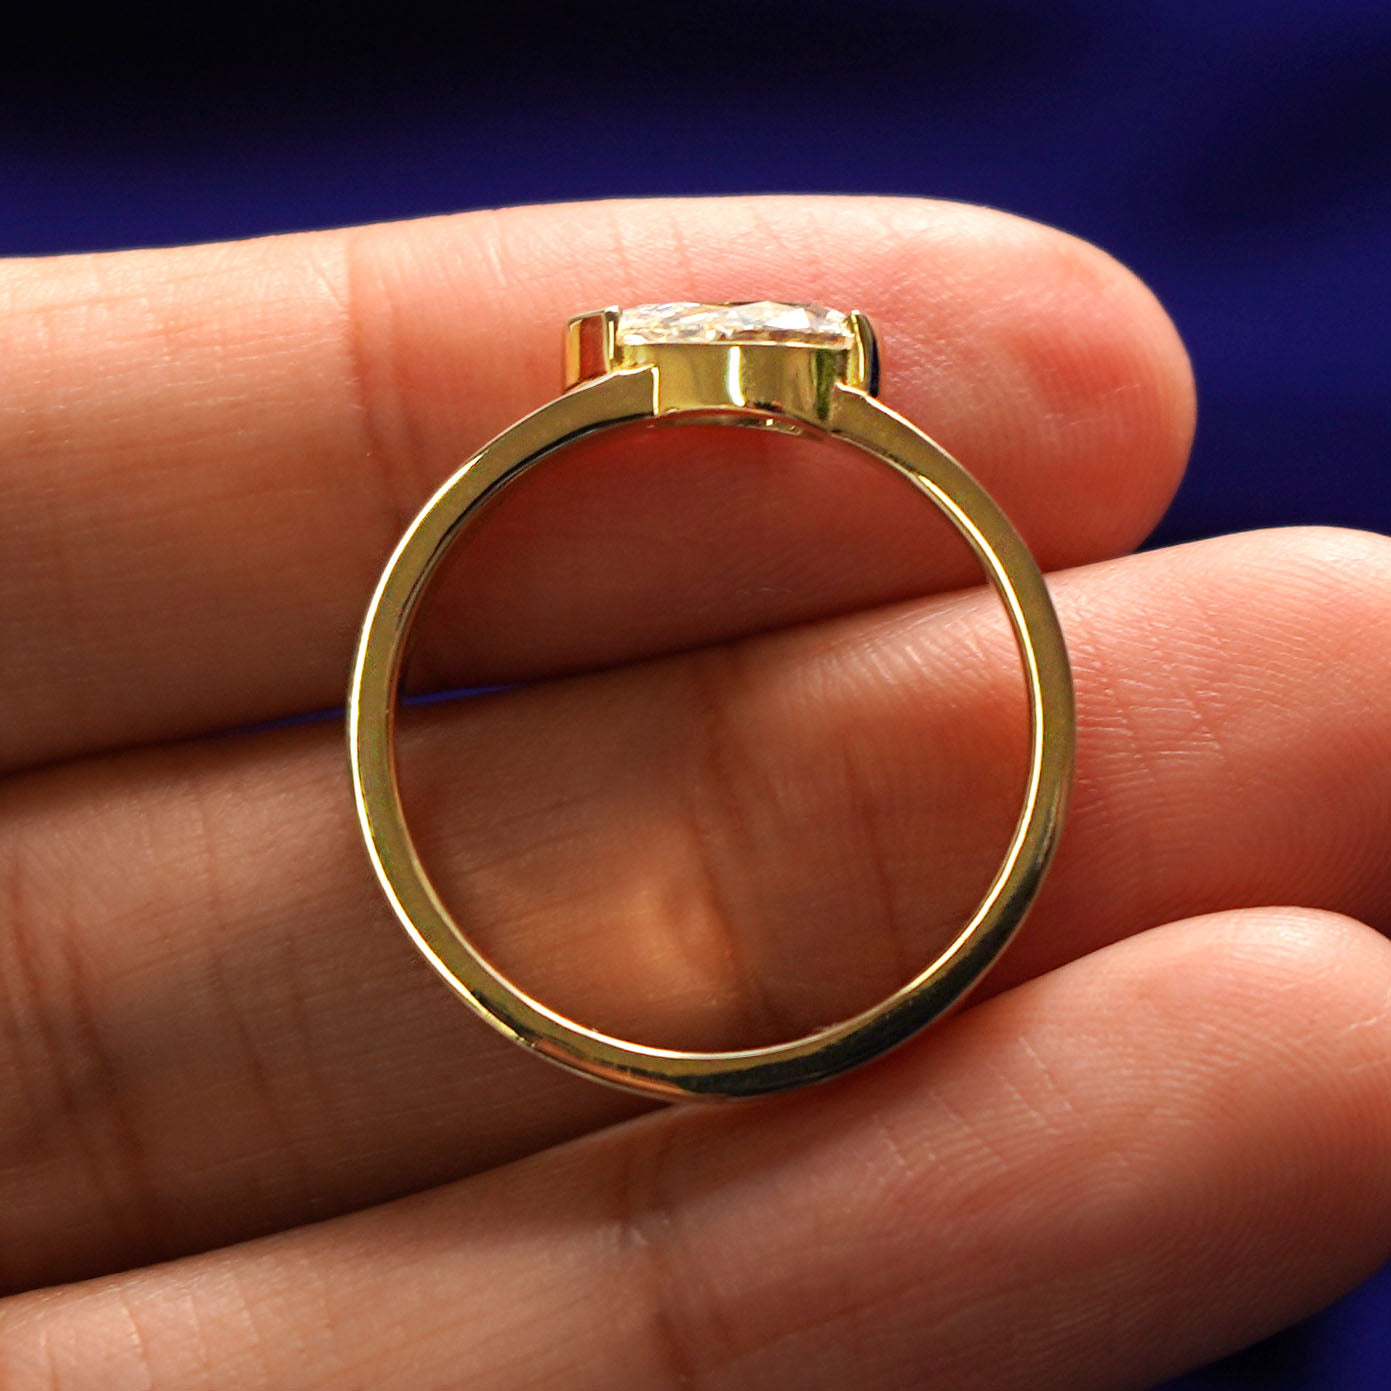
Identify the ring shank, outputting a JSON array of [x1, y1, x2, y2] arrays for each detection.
[[348, 367, 1074, 1101]]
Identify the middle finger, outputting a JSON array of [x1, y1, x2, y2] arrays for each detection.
[[1, 525, 1387, 1293]]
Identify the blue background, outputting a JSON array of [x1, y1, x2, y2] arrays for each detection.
[[2, 1, 1387, 1384]]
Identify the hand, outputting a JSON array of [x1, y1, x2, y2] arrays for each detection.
[[0, 196, 1387, 1390]]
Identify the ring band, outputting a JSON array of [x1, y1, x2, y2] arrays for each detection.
[[348, 301, 1075, 1101]]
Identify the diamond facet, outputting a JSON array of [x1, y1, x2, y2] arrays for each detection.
[[617, 301, 854, 347]]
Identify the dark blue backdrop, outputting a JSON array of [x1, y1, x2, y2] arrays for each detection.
[[2, 2, 1387, 1385]]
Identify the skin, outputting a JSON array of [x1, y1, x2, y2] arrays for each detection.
[[0, 194, 1387, 1389]]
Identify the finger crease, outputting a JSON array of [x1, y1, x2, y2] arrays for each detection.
[[683, 647, 788, 1044], [616, 1125, 707, 1390], [0, 838, 166, 1280]]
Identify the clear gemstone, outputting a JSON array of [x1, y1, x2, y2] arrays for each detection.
[[617, 301, 853, 347]]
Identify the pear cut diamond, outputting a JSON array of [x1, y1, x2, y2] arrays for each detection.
[[617, 301, 854, 347]]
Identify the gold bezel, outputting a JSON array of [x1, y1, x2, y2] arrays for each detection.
[[563, 302, 880, 423]]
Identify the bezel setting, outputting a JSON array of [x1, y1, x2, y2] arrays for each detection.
[[564, 300, 880, 421]]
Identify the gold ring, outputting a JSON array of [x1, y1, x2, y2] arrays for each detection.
[[348, 301, 1075, 1102]]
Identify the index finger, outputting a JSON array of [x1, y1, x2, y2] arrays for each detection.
[[0, 195, 1193, 772]]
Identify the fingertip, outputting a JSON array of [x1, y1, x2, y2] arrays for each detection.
[[1070, 904, 1391, 1226], [870, 202, 1197, 565]]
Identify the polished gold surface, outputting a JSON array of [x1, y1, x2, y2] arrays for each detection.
[[348, 304, 1074, 1102]]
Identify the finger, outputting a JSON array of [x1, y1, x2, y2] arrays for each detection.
[[2, 526, 1388, 1294], [4, 907, 1390, 1391], [0, 194, 1193, 771]]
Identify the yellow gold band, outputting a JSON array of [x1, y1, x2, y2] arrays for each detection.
[[348, 310, 1074, 1102]]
